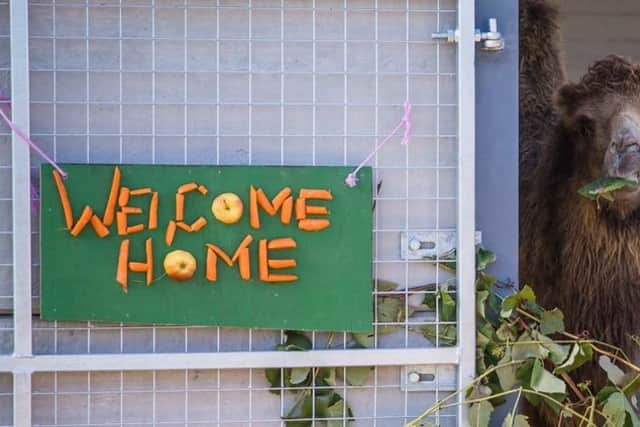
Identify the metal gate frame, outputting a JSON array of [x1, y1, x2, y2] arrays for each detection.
[[1, 0, 475, 425]]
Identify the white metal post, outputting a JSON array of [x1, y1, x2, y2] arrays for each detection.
[[457, 0, 476, 425], [10, 0, 33, 423], [10, 0, 33, 358]]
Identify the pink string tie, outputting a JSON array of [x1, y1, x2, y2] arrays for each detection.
[[345, 101, 412, 188], [0, 95, 67, 178]]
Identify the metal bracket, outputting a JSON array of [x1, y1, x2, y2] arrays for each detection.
[[401, 231, 482, 260], [401, 365, 458, 392], [432, 18, 505, 52]]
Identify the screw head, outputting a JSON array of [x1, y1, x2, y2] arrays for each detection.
[[408, 371, 421, 384], [409, 239, 421, 251]]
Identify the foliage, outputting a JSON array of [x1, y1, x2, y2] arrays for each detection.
[[267, 244, 640, 426], [407, 247, 640, 427]]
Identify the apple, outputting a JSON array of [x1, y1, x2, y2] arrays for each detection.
[[163, 250, 197, 281], [211, 192, 244, 224]]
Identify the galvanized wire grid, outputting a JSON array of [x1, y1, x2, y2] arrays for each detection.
[[28, 368, 457, 426], [2, 0, 462, 425]]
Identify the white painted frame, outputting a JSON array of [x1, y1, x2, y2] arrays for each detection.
[[3, 0, 476, 424]]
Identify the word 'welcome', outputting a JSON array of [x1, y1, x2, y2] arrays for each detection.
[[50, 166, 333, 292]]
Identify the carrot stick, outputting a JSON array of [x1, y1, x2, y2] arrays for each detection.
[[176, 221, 192, 232], [148, 192, 158, 230], [191, 217, 208, 232], [102, 166, 121, 226], [129, 262, 147, 272], [52, 170, 74, 229], [206, 244, 233, 266], [145, 238, 153, 285], [272, 187, 292, 209], [250, 186, 259, 229], [238, 249, 250, 280], [90, 215, 110, 238], [305, 205, 328, 215], [295, 198, 306, 220], [266, 274, 298, 283], [281, 197, 293, 224], [267, 237, 297, 250], [116, 211, 128, 235], [300, 189, 332, 200], [116, 240, 130, 291], [122, 206, 143, 215], [178, 182, 198, 194], [232, 234, 254, 261], [118, 187, 130, 207], [165, 220, 177, 246], [268, 259, 296, 269], [70, 206, 94, 237], [206, 246, 217, 281], [126, 224, 144, 234], [176, 193, 184, 221], [130, 187, 152, 196], [258, 239, 268, 281], [298, 219, 330, 232], [197, 185, 208, 195], [256, 189, 277, 215]]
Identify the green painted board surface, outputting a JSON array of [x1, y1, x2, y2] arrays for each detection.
[[40, 164, 373, 332]]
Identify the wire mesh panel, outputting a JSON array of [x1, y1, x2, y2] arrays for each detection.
[[3, 0, 472, 425], [27, 0, 459, 355], [30, 368, 457, 426], [0, 0, 12, 318]]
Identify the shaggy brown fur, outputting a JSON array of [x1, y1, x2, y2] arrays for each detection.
[[520, 1, 640, 424]]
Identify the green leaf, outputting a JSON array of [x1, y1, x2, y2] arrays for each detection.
[[496, 349, 518, 391], [469, 400, 493, 427], [602, 392, 631, 427], [530, 359, 566, 394], [317, 367, 337, 387], [553, 342, 593, 374], [326, 397, 353, 427], [351, 332, 375, 348], [277, 331, 312, 351], [578, 177, 638, 201], [599, 356, 626, 386], [476, 290, 490, 320], [501, 286, 535, 318], [345, 367, 372, 386], [290, 367, 311, 385], [495, 322, 518, 342], [597, 386, 619, 404], [476, 246, 497, 271], [376, 279, 399, 292], [439, 285, 457, 322], [540, 309, 565, 335], [511, 332, 549, 361], [501, 414, 530, 427], [265, 368, 281, 394], [377, 297, 402, 326], [622, 374, 640, 397], [419, 324, 457, 346], [533, 331, 570, 366]]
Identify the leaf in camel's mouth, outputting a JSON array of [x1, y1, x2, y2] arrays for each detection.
[[577, 176, 639, 202]]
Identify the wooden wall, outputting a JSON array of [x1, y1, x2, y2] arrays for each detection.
[[557, 0, 640, 81]]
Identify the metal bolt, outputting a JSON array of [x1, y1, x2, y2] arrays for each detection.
[[408, 239, 421, 252], [408, 371, 421, 384]]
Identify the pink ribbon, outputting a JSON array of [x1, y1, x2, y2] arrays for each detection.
[[345, 101, 412, 188], [0, 96, 67, 178]]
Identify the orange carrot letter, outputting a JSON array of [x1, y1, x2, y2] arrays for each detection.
[[117, 238, 154, 291], [259, 237, 298, 283], [205, 235, 253, 281], [249, 186, 293, 229]]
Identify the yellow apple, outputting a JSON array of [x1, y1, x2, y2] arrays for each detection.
[[211, 192, 244, 224], [163, 250, 197, 281]]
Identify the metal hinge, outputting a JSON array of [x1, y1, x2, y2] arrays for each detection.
[[432, 18, 505, 52]]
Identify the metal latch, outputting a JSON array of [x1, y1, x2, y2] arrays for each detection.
[[401, 365, 458, 392], [432, 18, 505, 52], [401, 231, 482, 260]]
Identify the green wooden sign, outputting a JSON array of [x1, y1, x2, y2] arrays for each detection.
[[40, 164, 373, 332]]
